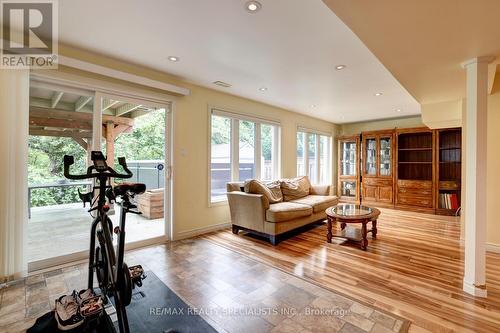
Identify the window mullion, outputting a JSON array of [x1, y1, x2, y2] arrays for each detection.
[[231, 119, 239, 181], [316, 135, 321, 184], [303, 132, 309, 179], [274, 126, 280, 179], [255, 123, 261, 179]]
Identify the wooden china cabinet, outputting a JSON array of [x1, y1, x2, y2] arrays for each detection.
[[337, 126, 461, 215], [337, 135, 360, 203], [361, 130, 395, 207]]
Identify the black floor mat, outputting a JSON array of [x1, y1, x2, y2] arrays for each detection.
[[28, 271, 217, 333], [115, 271, 217, 333]]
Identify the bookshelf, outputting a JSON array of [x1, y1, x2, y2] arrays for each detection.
[[395, 128, 435, 212], [397, 131, 433, 181], [435, 128, 462, 215]]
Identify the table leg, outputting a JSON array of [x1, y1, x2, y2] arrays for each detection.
[[361, 221, 368, 250], [372, 220, 377, 239], [327, 217, 333, 243]]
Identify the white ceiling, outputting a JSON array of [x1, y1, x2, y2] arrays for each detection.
[[58, 0, 420, 123]]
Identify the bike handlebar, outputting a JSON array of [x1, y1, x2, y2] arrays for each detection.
[[64, 155, 133, 180]]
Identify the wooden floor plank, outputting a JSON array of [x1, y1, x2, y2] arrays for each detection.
[[202, 208, 500, 333]]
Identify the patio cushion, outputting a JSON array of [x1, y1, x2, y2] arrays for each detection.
[[266, 202, 312, 223], [290, 195, 339, 213]]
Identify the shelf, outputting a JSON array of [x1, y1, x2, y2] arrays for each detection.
[[439, 161, 461, 164], [439, 147, 461, 150], [398, 162, 432, 164], [398, 148, 432, 151]]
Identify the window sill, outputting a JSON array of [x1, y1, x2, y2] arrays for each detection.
[[209, 198, 228, 207]]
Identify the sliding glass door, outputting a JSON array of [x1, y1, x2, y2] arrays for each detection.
[[27, 79, 172, 269], [28, 85, 95, 262]]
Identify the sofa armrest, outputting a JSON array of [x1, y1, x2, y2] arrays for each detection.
[[310, 184, 331, 196], [226, 192, 268, 232]]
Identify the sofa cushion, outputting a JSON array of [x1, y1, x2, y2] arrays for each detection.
[[244, 179, 282, 204], [280, 176, 311, 201], [290, 195, 339, 213], [266, 202, 312, 223]]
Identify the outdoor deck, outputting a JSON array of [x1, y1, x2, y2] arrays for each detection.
[[28, 203, 164, 262]]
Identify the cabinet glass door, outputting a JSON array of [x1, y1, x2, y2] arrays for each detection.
[[365, 138, 377, 175], [340, 181, 357, 198], [340, 141, 357, 176], [379, 137, 392, 176]]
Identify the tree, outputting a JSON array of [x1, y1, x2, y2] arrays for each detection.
[[29, 109, 166, 207]]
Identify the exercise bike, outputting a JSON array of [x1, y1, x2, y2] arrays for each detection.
[[64, 151, 147, 333]]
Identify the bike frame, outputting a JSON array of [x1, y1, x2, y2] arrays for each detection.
[[87, 174, 130, 333]]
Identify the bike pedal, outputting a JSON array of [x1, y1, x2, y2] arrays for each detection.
[[129, 265, 146, 287]]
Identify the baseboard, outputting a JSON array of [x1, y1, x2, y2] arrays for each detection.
[[457, 240, 499, 253], [486, 242, 500, 253], [174, 222, 231, 240]]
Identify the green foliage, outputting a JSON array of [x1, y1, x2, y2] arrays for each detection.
[[29, 110, 166, 207]]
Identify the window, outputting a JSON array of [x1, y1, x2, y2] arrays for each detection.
[[210, 109, 280, 203], [297, 129, 331, 184]]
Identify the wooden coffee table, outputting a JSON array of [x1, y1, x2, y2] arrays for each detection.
[[325, 204, 380, 250]]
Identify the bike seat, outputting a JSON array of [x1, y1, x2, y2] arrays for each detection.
[[113, 183, 146, 196]]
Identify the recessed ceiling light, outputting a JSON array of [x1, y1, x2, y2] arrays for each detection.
[[396, 108, 402, 112], [335, 65, 346, 70], [245, 1, 262, 13], [168, 56, 179, 62], [310, 104, 317, 108], [259, 87, 267, 91], [375, 92, 383, 96]]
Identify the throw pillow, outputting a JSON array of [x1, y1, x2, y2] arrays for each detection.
[[265, 181, 283, 203], [244, 179, 283, 204], [280, 176, 311, 201]]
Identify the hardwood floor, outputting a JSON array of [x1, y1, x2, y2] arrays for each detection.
[[203, 208, 500, 333]]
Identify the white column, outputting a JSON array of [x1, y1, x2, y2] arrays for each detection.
[[462, 56, 494, 297]]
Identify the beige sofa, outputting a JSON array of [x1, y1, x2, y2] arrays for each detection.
[[226, 180, 338, 245]]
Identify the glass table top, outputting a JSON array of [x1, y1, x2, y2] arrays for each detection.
[[330, 204, 373, 216]]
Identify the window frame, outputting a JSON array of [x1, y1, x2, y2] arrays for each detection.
[[296, 127, 332, 185], [208, 107, 281, 205]]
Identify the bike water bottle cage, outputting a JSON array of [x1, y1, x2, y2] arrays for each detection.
[[78, 189, 94, 208]]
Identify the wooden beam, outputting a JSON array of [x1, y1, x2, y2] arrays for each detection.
[[106, 122, 115, 168], [29, 117, 92, 130], [29, 128, 92, 138], [114, 124, 133, 136], [31, 97, 93, 113], [75, 96, 93, 112], [51, 92, 64, 108], [72, 137, 88, 150], [30, 107, 135, 127], [102, 99, 119, 112], [115, 103, 141, 117], [102, 114, 134, 127]]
